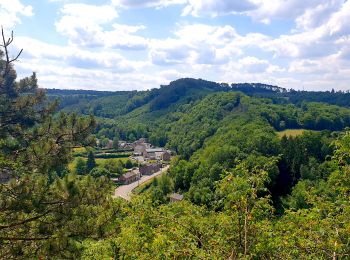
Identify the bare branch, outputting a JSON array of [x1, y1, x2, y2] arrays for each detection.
[[0, 26, 4, 47], [0, 27, 24, 85], [7, 30, 14, 45], [10, 48, 23, 63]]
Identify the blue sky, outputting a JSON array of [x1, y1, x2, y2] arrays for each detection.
[[0, 0, 350, 91]]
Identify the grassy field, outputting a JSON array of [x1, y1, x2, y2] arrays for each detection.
[[277, 129, 307, 138], [68, 157, 131, 172], [95, 157, 130, 164], [73, 147, 87, 153]]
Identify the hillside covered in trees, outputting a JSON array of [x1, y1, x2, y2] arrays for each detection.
[[2, 32, 350, 258]]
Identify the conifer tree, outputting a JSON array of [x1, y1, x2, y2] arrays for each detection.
[[0, 28, 119, 258], [86, 151, 96, 173], [75, 157, 87, 175]]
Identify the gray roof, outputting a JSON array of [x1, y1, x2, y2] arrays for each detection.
[[146, 148, 164, 153], [122, 170, 139, 179], [169, 193, 184, 200]]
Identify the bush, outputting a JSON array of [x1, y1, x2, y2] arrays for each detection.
[[94, 153, 131, 159]]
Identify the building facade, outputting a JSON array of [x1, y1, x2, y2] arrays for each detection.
[[119, 169, 141, 185], [139, 164, 161, 175]]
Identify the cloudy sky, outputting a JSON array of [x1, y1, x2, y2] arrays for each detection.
[[0, 0, 349, 91]]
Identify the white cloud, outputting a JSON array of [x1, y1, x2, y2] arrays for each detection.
[[174, 24, 238, 45], [158, 69, 184, 80], [0, 0, 33, 29], [248, 0, 325, 24], [295, 0, 343, 30], [181, 0, 328, 21], [58, 3, 118, 23], [11, 36, 162, 91], [338, 42, 350, 60], [182, 0, 257, 17], [150, 24, 242, 66], [253, 0, 350, 61], [5, 0, 350, 92], [103, 24, 149, 50], [55, 3, 117, 46], [181, 0, 346, 28], [55, 3, 149, 50], [112, 0, 186, 8], [288, 59, 330, 75], [238, 56, 283, 74], [239, 57, 269, 73], [13, 36, 144, 74], [322, 0, 350, 38], [150, 39, 192, 65]]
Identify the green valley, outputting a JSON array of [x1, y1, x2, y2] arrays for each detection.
[[2, 42, 350, 259]]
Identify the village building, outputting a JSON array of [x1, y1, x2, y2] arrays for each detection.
[[118, 141, 133, 150], [161, 151, 171, 161], [154, 151, 164, 160], [139, 163, 161, 175], [119, 169, 141, 185], [106, 139, 114, 149], [169, 193, 184, 202], [133, 138, 148, 147], [134, 144, 147, 156], [143, 148, 171, 162], [110, 178, 119, 183], [118, 141, 127, 148], [143, 148, 164, 160], [132, 138, 172, 162]]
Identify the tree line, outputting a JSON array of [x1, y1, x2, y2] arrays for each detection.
[[2, 30, 350, 258]]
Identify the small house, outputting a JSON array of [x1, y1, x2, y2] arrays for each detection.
[[134, 144, 147, 156], [143, 148, 164, 160], [118, 141, 127, 148], [161, 151, 171, 161], [139, 163, 161, 175], [169, 193, 184, 202], [119, 169, 141, 185], [106, 139, 114, 149], [134, 138, 148, 145]]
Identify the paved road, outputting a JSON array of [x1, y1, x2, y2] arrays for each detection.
[[113, 165, 169, 201]]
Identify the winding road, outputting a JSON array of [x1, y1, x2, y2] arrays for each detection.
[[113, 165, 169, 201]]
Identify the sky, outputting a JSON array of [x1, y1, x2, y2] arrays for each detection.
[[0, 0, 349, 91]]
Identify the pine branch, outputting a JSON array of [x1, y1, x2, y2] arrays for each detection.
[[0, 210, 51, 230]]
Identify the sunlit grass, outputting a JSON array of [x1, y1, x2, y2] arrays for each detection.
[[68, 157, 131, 172], [95, 158, 130, 164], [277, 129, 307, 138], [73, 147, 86, 153]]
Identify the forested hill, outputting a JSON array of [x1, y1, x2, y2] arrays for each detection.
[[51, 78, 350, 255], [46, 78, 350, 204], [229, 83, 350, 107], [46, 78, 229, 118], [48, 77, 350, 150], [5, 65, 350, 258], [47, 78, 350, 118]]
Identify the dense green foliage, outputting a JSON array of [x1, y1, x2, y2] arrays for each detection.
[[3, 30, 350, 258], [231, 82, 350, 108], [0, 32, 120, 258], [69, 78, 350, 258]]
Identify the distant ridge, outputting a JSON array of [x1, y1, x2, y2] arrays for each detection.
[[230, 83, 287, 94], [46, 78, 350, 115]]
